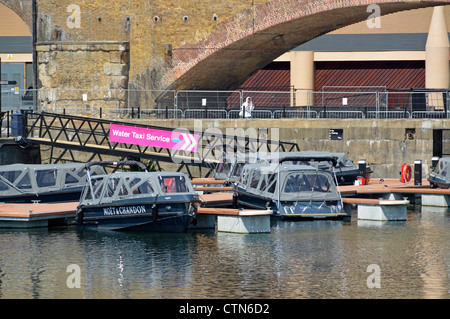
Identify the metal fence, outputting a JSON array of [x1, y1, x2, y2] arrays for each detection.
[[2, 87, 450, 120]]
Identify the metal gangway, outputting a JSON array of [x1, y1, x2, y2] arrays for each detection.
[[21, 111, 299, 178]]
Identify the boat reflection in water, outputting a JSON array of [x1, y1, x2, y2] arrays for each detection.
[[233, 155, 348, 220], [76, 161, 198, 232]]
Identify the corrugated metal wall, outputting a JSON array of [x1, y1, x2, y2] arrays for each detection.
[[315, 61, 425, 90], [239, 60, 425, 92]]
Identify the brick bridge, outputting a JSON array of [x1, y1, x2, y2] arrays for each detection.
[[2, 0, 450, 106]]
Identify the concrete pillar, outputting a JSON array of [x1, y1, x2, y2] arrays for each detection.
[[425, 6, 449, 109], [290, 51, 315, 107]]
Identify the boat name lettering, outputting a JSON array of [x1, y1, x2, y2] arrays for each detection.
[[103, 205, 146, 216]]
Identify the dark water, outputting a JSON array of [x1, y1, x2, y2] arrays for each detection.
[[0, 206, 448, 299]]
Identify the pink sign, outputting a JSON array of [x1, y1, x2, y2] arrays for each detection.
[[109, 124, 198, 152]]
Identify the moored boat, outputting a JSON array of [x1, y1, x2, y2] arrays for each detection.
[[428, 157, 450, 188], [232, 155, 347, 220], [76, 161, 198, 232], [216, 151, 372, 185], [0, 162, 105, 203]]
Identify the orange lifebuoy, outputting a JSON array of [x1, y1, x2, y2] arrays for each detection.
[[400, 164, 412, 183]]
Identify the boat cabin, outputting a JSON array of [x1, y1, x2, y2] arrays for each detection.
[[233, 161, 346, 219], [79, 171, 194, 206], [0, 163, 104, 202]]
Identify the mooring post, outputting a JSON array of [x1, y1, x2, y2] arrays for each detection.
[[414, 160, 422, 186]]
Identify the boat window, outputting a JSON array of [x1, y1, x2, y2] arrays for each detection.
[[338, 156, 354, 168], [130, 178, 154, 195], [439, 161, 447, 177], [84, 177, 104, 200], [267, 174, 277, 193], [36, 169, 57, 188], [0, 170, 33, 190], [65, 168, 83, 184], [217, 162, 231, 175], [159, 175, 189, 193], [89, 165, 106, 176], [104, 177, 121, 198], [65, 173, 80, 184], [283, 173, 332, 193], [250, 169, 261, 189], [259, 173, 276, 192], [0, 171, 22, 185], [0, 178, 10, 191], [239, 167, 250, 186], [16, 173, 32, 190], [232, 162, 245, 180]]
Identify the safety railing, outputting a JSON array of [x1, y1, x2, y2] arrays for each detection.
[[2, 87, 450, 120]]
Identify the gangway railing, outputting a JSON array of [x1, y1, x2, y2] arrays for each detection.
[[22, 111, 299, 178]]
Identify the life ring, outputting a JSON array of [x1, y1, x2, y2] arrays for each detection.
[[400, 164, 412, 183]]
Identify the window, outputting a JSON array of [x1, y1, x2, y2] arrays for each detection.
[[104, 177, 120, 198], [85, 177, 104, 200], [16, 173, 32, 190], [130, 178, 154, 195], [250, 169, 261, 189], [0, 170, 21, 185], [65, 168, 83, 184], [36, 169, 57, 188], [283, 173, 332, 194], [267, 174, 277, 193], [159, 175, 189, 193]]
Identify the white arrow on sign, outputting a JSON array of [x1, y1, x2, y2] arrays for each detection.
[[179, 133, 198, 152]]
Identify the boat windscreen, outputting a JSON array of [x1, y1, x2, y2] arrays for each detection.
[[280, 172, 338, 201], [83, 176, 105, 200], [336, 155, 356, 169]]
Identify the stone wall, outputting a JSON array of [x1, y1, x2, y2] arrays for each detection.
[[36, 42, 129, 109], [14, 0, 450, 108], [127, 118, 448, 179], [3, 0, 449, 109]]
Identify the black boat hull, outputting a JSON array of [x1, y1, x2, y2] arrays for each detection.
[[77, 202, 195, 233]]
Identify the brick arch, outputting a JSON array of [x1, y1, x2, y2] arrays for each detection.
[[164, 0, 450, 91], [0, 0, 33, 32]]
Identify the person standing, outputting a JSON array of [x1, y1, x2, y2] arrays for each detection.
[[240, 97, 254, 119]]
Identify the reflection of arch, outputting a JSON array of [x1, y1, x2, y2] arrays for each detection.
[[165, 1, 450, 91]]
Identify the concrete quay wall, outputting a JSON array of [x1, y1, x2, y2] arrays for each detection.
[[136, 118, 448, 179]]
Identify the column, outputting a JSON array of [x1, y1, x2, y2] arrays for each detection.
[[290, 51, 315, 107], [425, 6, 450, 109]]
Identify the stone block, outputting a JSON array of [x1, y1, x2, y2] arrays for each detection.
[[357, 201, 408, 221], [421, 194, 450, 207], [217, 210, 271, 233], [103, 63, 129, 76]]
